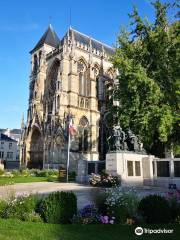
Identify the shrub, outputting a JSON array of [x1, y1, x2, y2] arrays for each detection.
[[38, 191, 77, 224], [168, 196, 180, 222], [0, 200, 8, 218], [138, 195, 171, 224], [68, 171, 77, 181], [11, 170, 21, 177], [72, 205, 99, 224], [0, 169, 4, 176], [91, 189, 108, 215], [3, 194, 40, 221], [105, 188, 139, 224], [89, 173, 120, 187], [24, 211, 42, 222]]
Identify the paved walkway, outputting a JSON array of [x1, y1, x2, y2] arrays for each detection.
[[0, 182, 169, 209], [0, 182, 94, 209]]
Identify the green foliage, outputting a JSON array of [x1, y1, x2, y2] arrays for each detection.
[[168, 196, 180, 222], [0, 200, 8, 218], [0, 169, 4, 176], [138, 195, 171, 223], [91, 189, 108, 215], [3, 194, 40, 221], [112, 0, 180, 156], [38, 191, 77, 224], [105, 189, 139, 224], [11, 170, 21, 177]]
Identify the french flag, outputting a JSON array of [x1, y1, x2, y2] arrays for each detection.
[[69, 119, 76, 136]]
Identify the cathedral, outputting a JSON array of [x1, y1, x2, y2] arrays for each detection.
[[20, 25, 116, 171]]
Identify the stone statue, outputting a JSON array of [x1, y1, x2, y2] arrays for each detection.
[[107, 125, 126, 152], [126, 129, 139, 152]]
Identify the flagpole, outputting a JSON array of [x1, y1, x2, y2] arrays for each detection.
[[67, 121, 70, 182], [66, 127, 70, 182]]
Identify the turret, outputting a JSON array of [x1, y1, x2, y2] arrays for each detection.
[[27, 25, 60, 122]]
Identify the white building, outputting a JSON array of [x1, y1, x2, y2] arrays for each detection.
[[0, 133, 19, 169]]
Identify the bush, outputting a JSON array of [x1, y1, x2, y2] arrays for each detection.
[[138, 195, 171, 224], [72, 205, 99, 224], [91, 189, 107, 215], [168, 196, 180, 223], [3, 194, 40, 221], [38, 191, 77, 224], [0, 200, 8, 217], [11, 170, 21, 177], [30, 169, 59, 177], [68, 171, 77, 181], [89, 173, 120, 187], [0, 169, 4, 176], [106, 188, 139, 224]]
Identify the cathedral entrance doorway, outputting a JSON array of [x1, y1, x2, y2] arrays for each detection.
[[28, 128, 43, 169]]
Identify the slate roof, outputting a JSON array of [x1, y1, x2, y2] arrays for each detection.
[[71, 28, 114, 55], [30, 25, 114, 56], [30, 25, 60, 54], [10, 129, 21, 134], [0, 133, 17, 142]]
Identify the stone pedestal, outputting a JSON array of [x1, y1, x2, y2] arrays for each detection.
[[76, 160, 88, 183], [106, 152, 154, 186]]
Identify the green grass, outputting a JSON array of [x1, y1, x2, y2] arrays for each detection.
[[0, 219, 179, 240], [0, 176, 52, 186]]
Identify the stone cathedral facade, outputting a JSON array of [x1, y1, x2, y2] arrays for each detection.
[[21, 25, 115, 170]]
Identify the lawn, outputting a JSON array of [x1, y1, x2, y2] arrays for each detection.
[[0, 219, 179, 240], [0, 176, 53, 186]]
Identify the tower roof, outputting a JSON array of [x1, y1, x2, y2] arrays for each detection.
[[0, 133, 17, 142], [30, 25, 60, 54]]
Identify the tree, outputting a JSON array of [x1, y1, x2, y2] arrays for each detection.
[[112, 0, 180, 157]]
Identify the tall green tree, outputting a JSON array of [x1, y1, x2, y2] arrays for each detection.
[[112, 0, 180, 157]]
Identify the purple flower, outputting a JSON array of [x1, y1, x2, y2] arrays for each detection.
[[100, 215, 109, 224]]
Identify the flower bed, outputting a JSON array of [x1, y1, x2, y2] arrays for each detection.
[[89, 172, 120, 187]]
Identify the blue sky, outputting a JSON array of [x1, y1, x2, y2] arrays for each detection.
[[0, 0, 166, 129]]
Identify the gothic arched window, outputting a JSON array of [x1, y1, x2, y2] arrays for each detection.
[[93, 65, 99, 79], [57, 95, 60, 110], [77, 60, 89, 96], [45, 60, 60, 114], [33, 54, 38, 74], [79, 116, 89, 152]]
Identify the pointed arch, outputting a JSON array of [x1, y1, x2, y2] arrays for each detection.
[[44, 59, 60, 114], [77, 58, 89, 96], [79, 116, 89, 152]]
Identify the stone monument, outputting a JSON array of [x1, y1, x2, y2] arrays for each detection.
[[106, 123, 154, 186]]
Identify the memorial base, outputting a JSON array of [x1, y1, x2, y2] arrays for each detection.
[[106, 152, 154, 186]]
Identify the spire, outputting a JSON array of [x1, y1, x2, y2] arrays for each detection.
[[21, 113, 25, 130], [30, 25, 60, 54]]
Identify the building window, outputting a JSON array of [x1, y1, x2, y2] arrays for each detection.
[[0, 142, 4, 149], [135, 161, 141, 176], [127, 161, 133, 176], [9, 143, 12, 149], [7, 152, 13, 159], [174, 161, 180, 177], [33, 54, 38, 74], [78, 60, 89, 97], [88, 162, 95, 175], [157, 161, 170, 177], [79, 116, 89, 152], [57, 95, 60, 110], [0, 151, 4, 158]]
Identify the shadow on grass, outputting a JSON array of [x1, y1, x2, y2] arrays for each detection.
[[0, 219, 179, 240]]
